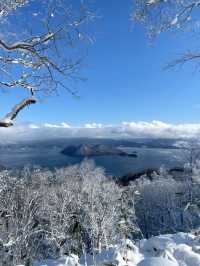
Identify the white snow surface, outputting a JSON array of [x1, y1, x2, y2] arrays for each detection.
[[32, 254, 79, 266], [18, 232, 200, 266]]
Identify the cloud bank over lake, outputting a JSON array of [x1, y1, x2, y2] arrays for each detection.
[[1, 120, 200, 142]]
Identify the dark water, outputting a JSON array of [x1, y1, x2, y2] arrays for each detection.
[[0, 146, 185, 176]]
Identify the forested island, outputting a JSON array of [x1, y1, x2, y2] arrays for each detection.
[[61, 144, 138, 157]]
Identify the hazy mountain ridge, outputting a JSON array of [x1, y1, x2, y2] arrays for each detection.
[[0, 137, 183, 150]]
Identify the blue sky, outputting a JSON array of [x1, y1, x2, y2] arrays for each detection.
[[2, 0, 200, 126]]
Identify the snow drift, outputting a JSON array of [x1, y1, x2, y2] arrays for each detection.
[[17, 232, 200, 266]]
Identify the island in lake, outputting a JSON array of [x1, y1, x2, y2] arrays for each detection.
[[61, 144, 137, 157]]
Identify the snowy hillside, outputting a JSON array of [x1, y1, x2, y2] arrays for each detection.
[[22, 232, 200, 266]]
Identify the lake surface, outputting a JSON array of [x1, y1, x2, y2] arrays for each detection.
[[0, 146, 186, 176]]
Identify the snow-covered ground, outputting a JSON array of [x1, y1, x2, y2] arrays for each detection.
[[20, 232, 200, 266]]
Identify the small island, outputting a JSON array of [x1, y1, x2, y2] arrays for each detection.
[[61, 144, 137, 157]]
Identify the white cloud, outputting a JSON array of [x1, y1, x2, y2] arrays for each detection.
[[44, 122, 71, 128], [29, 124, 39, 129], [84, 123, 103, 129], [61, 122, 71, 128], [1, 120, 200, 143]]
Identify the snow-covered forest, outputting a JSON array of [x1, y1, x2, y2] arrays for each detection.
[[2, 0, 200, 265], [1, 159, 200, 265]]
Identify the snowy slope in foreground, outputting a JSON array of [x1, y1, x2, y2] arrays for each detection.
[[23, 232, 200, 266]]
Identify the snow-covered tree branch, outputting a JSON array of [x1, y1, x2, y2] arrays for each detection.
[[133, 0, 200, 70], [0, 0, 94, 127]]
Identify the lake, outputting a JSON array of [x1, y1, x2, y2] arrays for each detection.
[[0, 146, 186, 176]]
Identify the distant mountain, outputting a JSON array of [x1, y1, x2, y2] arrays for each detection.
[[0, 137, 182, 150], [61, 144, 138, 157]]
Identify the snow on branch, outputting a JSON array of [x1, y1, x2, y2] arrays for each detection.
[[0, 97, 36, 127], [0, 0, 94, 124]]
